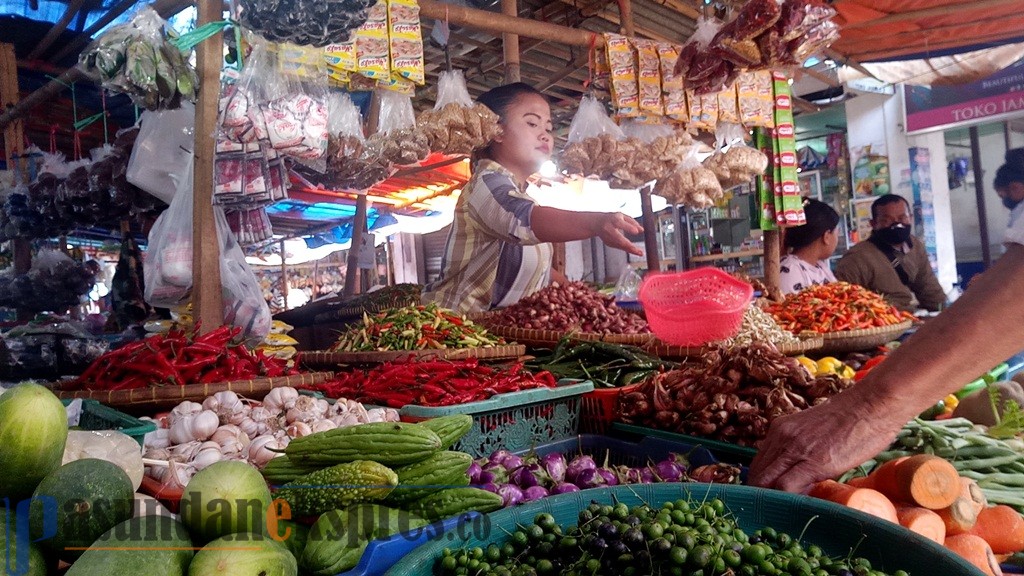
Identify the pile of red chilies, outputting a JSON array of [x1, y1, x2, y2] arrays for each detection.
[[73, 326, 295, 390], [310, 358, 557, 408]]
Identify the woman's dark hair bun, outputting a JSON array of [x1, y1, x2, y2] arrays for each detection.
[[784, 197, 841, 252]]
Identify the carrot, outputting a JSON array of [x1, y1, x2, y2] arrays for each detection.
[[846, 475, 874, 489], [960, 477, 988, 517], [895, 505, 945, 545], [945, 534, 1003, 576], [936, 497, 980, 535], [893, 454, 961, 509], [808, 480, 899, 524], [969, 505, 1024, 554], [866, 456, 909, 500]]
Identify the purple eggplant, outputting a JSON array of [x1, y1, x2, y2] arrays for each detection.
[[566, 455, 597, 483], [551, 482, 581, 494], [653, 459, 684, 482], [489, 450, 513, 466], [574, 468, 607, 489], [480, 482, 499, 494], [502, 454, 525, 472], [497, 483, 524, 507], [482, 464, 508, 485], [467, 461, 483, 485], [540, 452, 567, 484], [597, 468, 619, 486], [618, 466, 642, 484], [523, 485, 550, 503], [512, 463, 551, 489], [639, 468, 657, 484]]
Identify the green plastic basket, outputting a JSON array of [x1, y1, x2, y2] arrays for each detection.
[[385, 483, 983, 576], [400, 380, 594, 458], [62, 398, 156, 447]]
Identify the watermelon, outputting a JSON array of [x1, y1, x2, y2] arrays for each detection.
[[0, 383, 69, 500], [0, 507, 49, 576], [29, 458, 134, 562], [65, 515, 194, 576]]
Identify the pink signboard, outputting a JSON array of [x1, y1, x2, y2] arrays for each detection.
[[903, 60, 1024, 134]]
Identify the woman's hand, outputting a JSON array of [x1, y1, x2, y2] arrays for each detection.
[[594, 213, 644, 256]]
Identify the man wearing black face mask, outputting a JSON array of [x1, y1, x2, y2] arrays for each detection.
[[835, 194, 946, 313], [995, 148, 1024, 245]]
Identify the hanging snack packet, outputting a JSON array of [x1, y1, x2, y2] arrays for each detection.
[[657, 43, 687, 122], [356, 1, 391, 80], [772, 71, 804, 226], [605, 34, 639, 118], [736, 70, 774, 128], [368, 89, 430, 166], [325, 92, 389, 190], [324, 40, 358, 73], [558, 95, 626, 179], [633, 39, 662, 116], [613, 122, 694, 189], [654, 145, 722, 209], [718, 82, 740, 124], [417, 70, 501, 155], [387, 0, 424, 84]]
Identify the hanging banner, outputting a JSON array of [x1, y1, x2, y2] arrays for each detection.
[[903, 60, 1024, 135]]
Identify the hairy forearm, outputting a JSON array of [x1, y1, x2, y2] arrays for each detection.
[[530, 206, 603, 243], [855, 245, 1024, 423]]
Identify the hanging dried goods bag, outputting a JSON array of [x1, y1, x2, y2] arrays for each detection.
[[703, 122, 769, 189], [417, 70, 501, 155], [325, 92, 392, 190], [366, 89, 430, 166], [238, 0, 378, 47], [654, 145, 723, 209], [558, 95, 626, 180]]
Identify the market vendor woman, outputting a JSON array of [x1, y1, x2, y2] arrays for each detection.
[[423, 83, 643, 313], [779, 198, 840, 294]]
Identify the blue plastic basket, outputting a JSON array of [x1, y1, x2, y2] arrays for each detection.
[[384, 484, 983, 576], [337, 512, 481, 576], [399, 380, 594, 458], [514, 434, 720, 470], [611, 422, 758, 466], [62, 398, 156, 447]]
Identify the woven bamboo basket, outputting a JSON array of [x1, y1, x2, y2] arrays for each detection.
[[816, 320, 913, 355], [644, 335, 825, 360], [479, 323, 656, 350], [300, 344, 527, 368]]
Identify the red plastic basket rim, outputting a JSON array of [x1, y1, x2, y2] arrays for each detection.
[[638, 269, 753, 312]]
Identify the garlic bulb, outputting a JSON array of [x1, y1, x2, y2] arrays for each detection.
[[169, 401, 203, 426], [246, 434, 287, 467], [228, 404, 253, 426], [236, 417, 259, 439], [250, 406, 283, 436], [331, 411, 366, 428], [286, 422, 313, 438], [162, 461, 195, 491], [203, 391, 249, 425], [286, 396, 329, 425], [168, 410, 219, 445], [366, 408, 394, 423], [191, 447, 223, 470], [143, 428, 170, 450], [170, 441, 202, 461], [310, 419, 338, 434], [262, 387, 299, 414], [211, 425, 250, 455], [144, 447, 172, 461]]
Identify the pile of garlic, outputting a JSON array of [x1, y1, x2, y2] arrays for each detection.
[[140, 387, 399, 490]]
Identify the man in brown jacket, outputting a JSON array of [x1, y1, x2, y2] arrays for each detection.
[[835, 194, 946, 313]]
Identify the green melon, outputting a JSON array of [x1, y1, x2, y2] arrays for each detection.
[[29, 458, 134, 562], [65, 515, 194, 576], [188, 535, 297, 576], [0, 507, 50, 576], [0, 383, 69, 500]]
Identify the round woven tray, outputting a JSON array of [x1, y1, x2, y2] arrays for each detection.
[[815, 320, 913, 355], [52, 372, 336, 413], [479, 324, 655, 350], [645, 335, 825, 360], [300, 344, 527, 368]]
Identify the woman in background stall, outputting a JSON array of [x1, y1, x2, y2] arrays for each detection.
[[778, 197, 841, 295]]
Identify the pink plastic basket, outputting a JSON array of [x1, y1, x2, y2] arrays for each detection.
[[638, 268, 754, 346]]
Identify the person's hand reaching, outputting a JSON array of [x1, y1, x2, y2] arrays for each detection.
[[595, 212, 644, 256]]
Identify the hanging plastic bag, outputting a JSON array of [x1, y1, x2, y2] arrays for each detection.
[[216, 207, 272, 344], [127, 101, 195, 204], [417, 70, 501, 155], [326, 92, 390, 190], [654, 145, 722, 209], [620, 118, 675, 144], [367, 89, 429, 166], [703, 122, 769, 188], [144, 158, 194, 308], [559, 95, 626, 180]]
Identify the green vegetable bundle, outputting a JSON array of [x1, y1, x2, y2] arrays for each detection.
[[527, 338, 674, 389], [330, 303, 502, 352]]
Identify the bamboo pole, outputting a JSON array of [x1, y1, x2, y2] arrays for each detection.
[[763, 229, 781, 300], [640, 184, 660, 273], [191, 0, 223, 334], [344, 194, 369, 297], [616, 0, 635, 37], [2, 42, 33, 321], [418, 0, 598, 47], [280, 239, 289, 308], [970, 127, 992, 270], [501, 0, 521, 83], [26, 0, 85, 61], [48, 0, 140, 63]]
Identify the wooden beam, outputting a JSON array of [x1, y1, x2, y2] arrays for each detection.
[[800, 66, 840, 89], [2, 43, 32, 321], [191, 0, 223, 334], [616, 0, 635, 37], [824, 48, 880, 82], [280, 239, 289, 308], [502, 0, 522, 83], [27, 0, 86, 61], [763, 229, 781, 300], [841, 0, 1021, 30], [344, 194, 370, 297], [419, 0, 599, 47], [970, 127, 992, 270], [641, 185, 660, 273], [49, 0, 140, 63]]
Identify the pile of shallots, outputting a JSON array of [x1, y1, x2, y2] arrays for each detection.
[[140, 387, 399, 491]]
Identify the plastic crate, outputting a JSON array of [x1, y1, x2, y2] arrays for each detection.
[[62, 398, 156, 447], [384, 484, 981, 576], [338, 512, 482, 576], [399, 380, 594, 458], [639, 268, 753, 346], [513, 434, 721, 472], [578, 384, 641, 434], [611, 422, 758, 466]]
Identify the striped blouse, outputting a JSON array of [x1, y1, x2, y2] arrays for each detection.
[[422, 160, 552, 313]]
